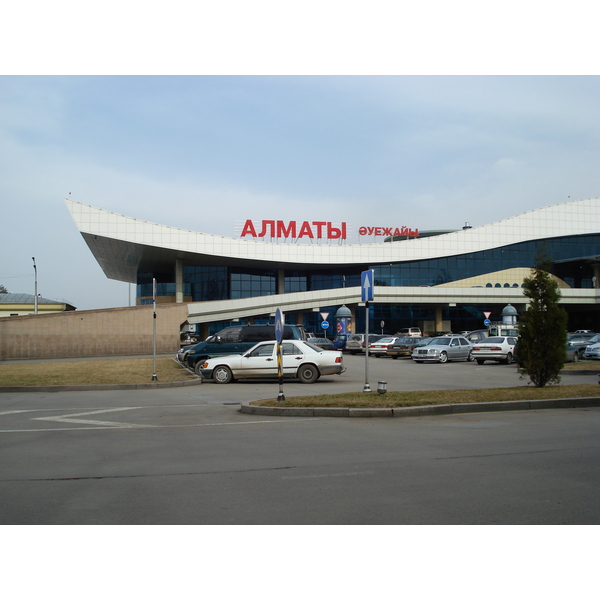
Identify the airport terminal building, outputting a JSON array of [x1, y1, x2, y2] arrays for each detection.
[[66, 197, 600, 338]]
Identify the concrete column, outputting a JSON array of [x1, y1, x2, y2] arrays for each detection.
[[435, 306, 443, 332], [592, 262, 600, 289], [175, 259, 184, 303], [277, 269, 285, 295]]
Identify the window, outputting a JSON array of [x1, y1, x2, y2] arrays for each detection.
[[282, 342, 302, 356], [248, 343, 275, 357]]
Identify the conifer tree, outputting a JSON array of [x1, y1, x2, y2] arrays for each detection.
[[518, 248, 568, 387]]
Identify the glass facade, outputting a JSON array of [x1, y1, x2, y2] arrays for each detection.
[[373, 234, 600, 288], [139, 234, 600, 301]]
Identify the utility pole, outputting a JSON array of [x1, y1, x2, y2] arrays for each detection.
[[32, 257, 38, 314]]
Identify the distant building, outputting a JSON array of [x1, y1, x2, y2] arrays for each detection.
[[0, 293, 76, 317]]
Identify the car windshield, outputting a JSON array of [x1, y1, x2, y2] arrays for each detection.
[[588, 334, 600, 343], [376, 338, 394, 344], [433, 338, 451, 345], [485, 337, 505, 343]]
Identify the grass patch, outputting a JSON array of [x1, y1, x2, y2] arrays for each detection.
[[252, 384, 600, 408], [0, 357, 197, 387], [562, 361, 600, 370]]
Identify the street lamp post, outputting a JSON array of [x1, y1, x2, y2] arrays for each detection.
[[32, 257, 38, 315]]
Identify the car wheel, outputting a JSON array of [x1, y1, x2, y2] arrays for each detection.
[[193, 361, 205, 375], [467, 350, 474, 362], [298, 364, 319, 383], [504, 352, 514, 365], [212, 365, 233, 384], [438, 352, 448, 364], [476, 359, 485, 365]]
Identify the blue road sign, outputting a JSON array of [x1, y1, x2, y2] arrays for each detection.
[[484, 318, 491, 326], [361, 269, 374, 302], [321, 321, 330, 330], [275, 308, 284, 343]]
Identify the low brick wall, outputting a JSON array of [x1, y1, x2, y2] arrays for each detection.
[[0, 304, 189, 360]]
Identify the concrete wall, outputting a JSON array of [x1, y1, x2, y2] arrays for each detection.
[[0, 304, 189, 360]]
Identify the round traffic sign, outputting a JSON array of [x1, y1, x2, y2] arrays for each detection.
[[321, 321, 329, 329], [484, 318, 491, 326]]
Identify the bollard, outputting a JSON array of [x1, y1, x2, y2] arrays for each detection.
[[377, 381, 387, 394]]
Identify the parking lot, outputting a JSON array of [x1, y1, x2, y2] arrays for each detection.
[[1, 353, 599, 525], [191, 351, 598, 399]]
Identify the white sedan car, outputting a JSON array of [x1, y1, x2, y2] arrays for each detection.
[[471, 336, 517, 364], [368, 336, 398, 357], [198, 340, 344, 384]]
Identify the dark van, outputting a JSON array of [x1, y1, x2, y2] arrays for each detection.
[[183, 324, 306, 373]]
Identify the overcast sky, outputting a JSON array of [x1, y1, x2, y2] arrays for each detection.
[[1, 7, 599, 311]]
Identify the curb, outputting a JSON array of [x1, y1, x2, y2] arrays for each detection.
[[0, 379, 202, 393], [240, 396, 600, 418]]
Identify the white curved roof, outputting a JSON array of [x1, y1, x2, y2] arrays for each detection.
[[66, 197, 600, 283]]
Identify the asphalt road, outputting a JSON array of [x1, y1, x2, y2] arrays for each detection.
[[1, 355, 599, 524]]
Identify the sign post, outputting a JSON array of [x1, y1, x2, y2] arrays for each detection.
[[152, 278, 158, 381], [275, 308, 285, 402], [320, 312, 329, 337], [361, 270, 374, 393]]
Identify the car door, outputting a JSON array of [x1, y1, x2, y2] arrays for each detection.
[[459, 337, 471, 360], [449, 338, 462, 360], [241, 343, 277, 377], [282, 342, 306, 376]]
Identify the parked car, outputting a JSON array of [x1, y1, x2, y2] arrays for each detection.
[[307, 337, 335, 351], [184, 324, 306, 371], [516, 340, 582, 365], [368, 336, 399, 357], [582, 337, 600, 360], [398, 327, 422, 337], [197, 340, 344, 384], [332, 334, 348, 351], [464, 330, 490, 343], [386, 336, 423, 359], [345, 334, 365, 355], [471, 336, 517, 364], [412, 335, 473, 363], [566, 333, 598, 359], [566, 341, 581, 362], [345, 334, 384, 355]]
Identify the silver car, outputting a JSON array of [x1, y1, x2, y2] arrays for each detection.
[[583, 339, 600, 360], [567, 333, 598, 359], [411, 336, 473, 363]]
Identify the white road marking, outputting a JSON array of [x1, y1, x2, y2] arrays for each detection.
[[33, 407, 151, 428], [282, 471, 375, 480], [0, 404, 317, 432]]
